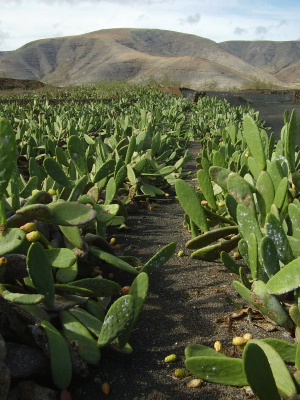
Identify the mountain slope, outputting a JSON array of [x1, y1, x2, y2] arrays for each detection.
[[0, 28, 298, 89]]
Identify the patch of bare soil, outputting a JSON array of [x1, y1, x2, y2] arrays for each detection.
[[68, 141, 294, 400]]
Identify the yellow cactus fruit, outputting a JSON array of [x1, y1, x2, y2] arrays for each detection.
[[177, 250, 185, 257], [101, 382, 110, 395], [233, 251, 242, 259], [0, 257, 8, 266], [26, 231, 41, 242], [232, 336, 247, 346], [109, 237, 117, 245], [218, 202, 225, 207], [214, 340, 222, 352], [31, 189, 40, 195], [243, 333, 253, 341], [48, 188, 57, 196], [20, 222, 36, 233], [245, 150, 250, 158], [164, 354, 177, 363], [164, 193, 170, 197]]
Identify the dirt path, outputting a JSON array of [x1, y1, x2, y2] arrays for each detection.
[[70, 141, 293, 400]]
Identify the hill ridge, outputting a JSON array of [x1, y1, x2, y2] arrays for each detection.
[[0, 28, 299, 89]]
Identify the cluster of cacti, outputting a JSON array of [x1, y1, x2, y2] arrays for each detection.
[[175, 108, 300, 335], [185, 337, 300, 399], [0, 113, 178, 393]]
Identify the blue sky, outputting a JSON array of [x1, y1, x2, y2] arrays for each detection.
[[0, 0, 299, 51]]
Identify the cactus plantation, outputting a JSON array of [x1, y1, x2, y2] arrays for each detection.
[[1, 82, 300, 399]]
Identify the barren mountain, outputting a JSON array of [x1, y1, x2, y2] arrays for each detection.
[[0, 28, 299, 89]]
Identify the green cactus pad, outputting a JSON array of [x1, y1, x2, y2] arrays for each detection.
[[90, 247, 139, 275], [47, 201, 97, 226], [209, 166, 231, 190], [41, 320, 72, 389], [93, 159, 116, 184], [67, 135, 88, 176], [289, 203, 300, 241], [289, 305, 300, 327], [267, 159, 285, 191], [16, 204, 54, 223], [55, 263, 78, 284], [0, 228, 26, 255], [190, 236, 240, 261], [0, 118, 17, 198], [84, 299, 105, 321], [69, 307, 103, 338], [68, 277, 121, 297], [237, 203, 262, 245], [68, 175, 89, 202], [185, 344, 227, 359], [185, 356, 247, 386], [227, 172, 256, 213], [59, 225, 84, 250], [220, 251, 240, 275], [175, 179, 208, 233], [243, 341, 281, 400], [243, 114, 266, 171], [43, 158, 74, 189], [266, 258, 300, 295], [245, 339, 296, 398], [129, 272, 149, 325], [141, 242, 176, 274], [185, 226, 239, 250], [98, 295, 135, 348], [197, 169, 218, 211], [261, 338, 296, 363], [55, 284, 93, 297], [285, 109, 298, 174], [265, 212, 294, 265], [94, 204, 119, 224], [233, 280, 294, 332], [27, 242, 55, 308], [60, 310, 101, 365], [256, 171, 275, 225], [2, 290, 45, 304], [273, 177, 289, 212], [45, 248, 76, 269], [248, 232, 260, 280], [261, 236, 280, 279]]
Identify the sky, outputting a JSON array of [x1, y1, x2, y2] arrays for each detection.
[[0, 0, 299, 51]]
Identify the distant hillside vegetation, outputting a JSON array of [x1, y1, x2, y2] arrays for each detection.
[[0, 28, 299, 89]]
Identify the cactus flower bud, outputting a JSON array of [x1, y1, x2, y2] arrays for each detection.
[[20, 222, 36, 232], [48, 188, 57, 196], [177, 250, 185, 257], [26, 230, 41, 242]]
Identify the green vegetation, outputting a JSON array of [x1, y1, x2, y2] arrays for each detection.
[[0, 81, 300, 399]]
